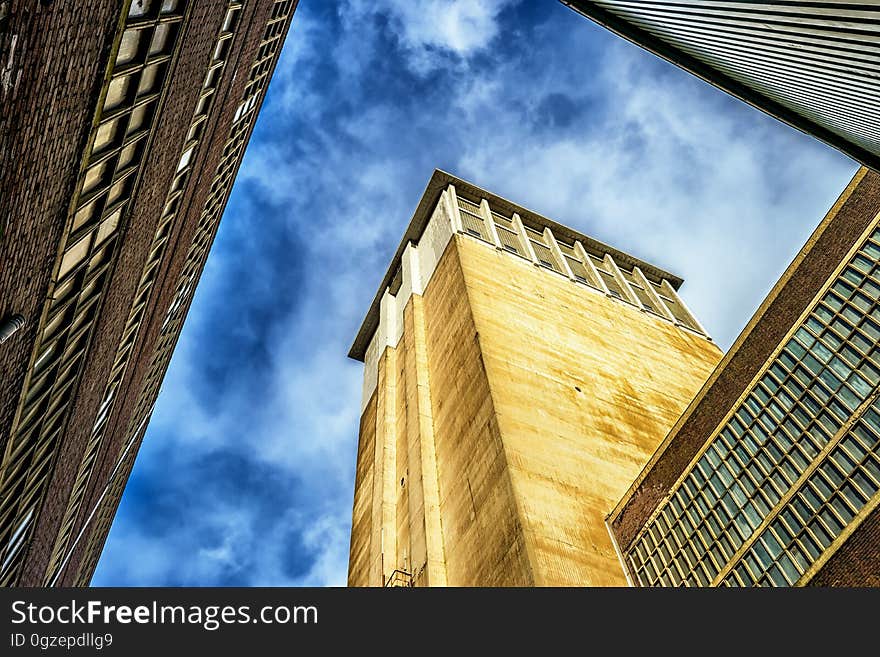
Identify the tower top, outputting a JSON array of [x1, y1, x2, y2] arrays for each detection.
[[349, 169, 685, 361]]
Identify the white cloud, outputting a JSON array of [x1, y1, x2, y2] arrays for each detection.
[[453, 41, 858, 349], [342, 0, 519, 73]]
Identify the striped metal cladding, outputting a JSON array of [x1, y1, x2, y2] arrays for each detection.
[[562, 1, 880, 171]]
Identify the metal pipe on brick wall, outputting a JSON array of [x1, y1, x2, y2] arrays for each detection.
[[0, 313, 25, 344]]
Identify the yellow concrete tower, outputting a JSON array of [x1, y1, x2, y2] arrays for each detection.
[[347, 171, 723, 586]]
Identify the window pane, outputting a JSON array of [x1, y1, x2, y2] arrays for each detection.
[[117, 139, 143, 170], [127, 102, 154, 135], [95, 208, 122, 247], [177, 145, 195, 172], [129, 0, 154, 18], [107, 178, 131, 207], [149, 23, 174, 56], [58, 234, 93, 279], [93, 118, 121, 152], [116, 29, 144, 65], [137, 63, 163, 96], [72, 200, 100, 233], [104, 75, 133, 113], [81, 162, 109, 195]]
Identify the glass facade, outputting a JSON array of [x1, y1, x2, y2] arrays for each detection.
[[626, 227, 880, 586]]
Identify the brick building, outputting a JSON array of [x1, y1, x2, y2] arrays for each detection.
[[0, 0, 297, 586], [609, 168, 880, 586]]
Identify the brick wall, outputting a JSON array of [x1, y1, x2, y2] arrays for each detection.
[[810, 507, 880, 586], [0, 1, 120, 463], [0, 0, 296, 585], [54, 0, 295, 586]]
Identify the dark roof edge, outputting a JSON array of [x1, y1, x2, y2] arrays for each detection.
[[559, 1, 880, 173], [348, 169, 685, 361]]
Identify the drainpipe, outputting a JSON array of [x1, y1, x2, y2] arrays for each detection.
[[0, 313, 25, 344]]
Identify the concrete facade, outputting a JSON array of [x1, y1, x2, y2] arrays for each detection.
[[348, 173, 721, 586]]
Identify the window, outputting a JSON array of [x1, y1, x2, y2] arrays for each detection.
[[81, 161, 112, 196], [1, 509, 34, 576], [116, 29, 145, 66], [177, 145, 195, 173], [107, 177, 132, 207], [105, 75, 134, 113], [456, 196, 490, 242], [556, 239, 597, 288], [137, 63, 164, 96], [126, 101, 155, 135], [590, 256, 624, 298], [148, 23, 176, 56], [491, 213, 525, 257], [93, 118, 122, 153], [196, 93, 213, 117], [654, 282, 699, 330], [186, 121, 204, 143], [117, 139, 144, 170], [213, 39, 229, 62], [620, 267, 658, 313], [128, 0, 154, 18], [522, 225, 562, 272], [532, 243, 558, 270], [203, 67, 221, 91], [58, 233, 93, 279], [629, 228, 880, 587], [222, 8, 240, 32], [95, 209, 121, 247]]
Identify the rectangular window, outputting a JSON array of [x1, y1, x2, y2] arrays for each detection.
[[93, 118, 123, 153], [117, 139, 145, 171], [104, 75, 134, 113], [116, 28, 146, 66], [658, 288, 699, 331], [149, 22, 176, 56], [58, 233, 93, 280], [129, 0, 154, 18], [137, 62, 164, 96], [222, 8, 240, 32], [456, 197, 490, 242], [492, 213, 525, 256], [177, 145, 195, 173]]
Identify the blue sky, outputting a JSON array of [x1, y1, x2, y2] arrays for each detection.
[[92, 0, 859, 586]]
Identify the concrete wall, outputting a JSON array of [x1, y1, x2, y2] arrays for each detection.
[[349, 228, 722, 585], [349, 242, 531, 586], [457, 237, 722, 585]]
